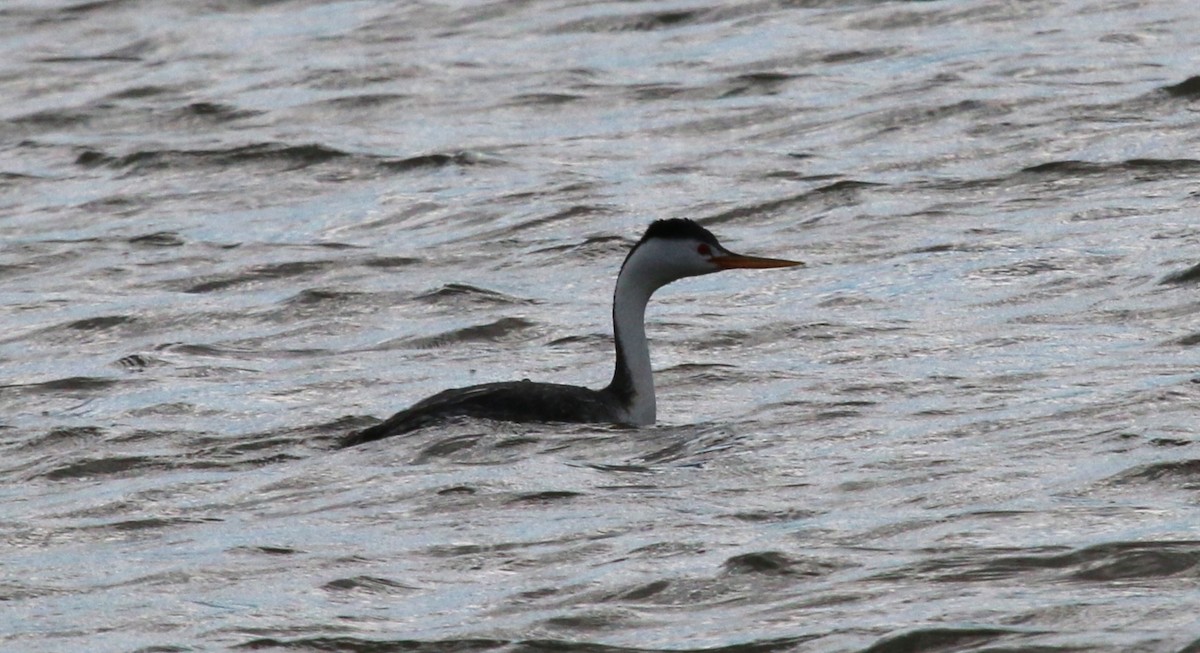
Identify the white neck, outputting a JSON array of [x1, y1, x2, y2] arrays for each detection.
[[609, 268, 656, 424], [606, 239, 689, 425]]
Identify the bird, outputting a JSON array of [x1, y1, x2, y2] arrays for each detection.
[[338, 218, 802, 447]]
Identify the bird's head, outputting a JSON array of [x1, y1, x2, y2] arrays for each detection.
[[620, 218, 803, 290]]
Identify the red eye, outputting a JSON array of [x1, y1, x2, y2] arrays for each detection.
[[697, 244, 711, 256]]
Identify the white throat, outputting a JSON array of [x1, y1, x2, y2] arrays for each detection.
[[606, 238, 707, 425], [611, 266, 656, 424]]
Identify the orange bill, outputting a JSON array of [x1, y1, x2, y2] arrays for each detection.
[[712, 253, 804, 270]]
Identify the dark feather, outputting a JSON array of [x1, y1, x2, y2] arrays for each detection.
[[641, 218, 719, 245], [339, 381, 625, 447]]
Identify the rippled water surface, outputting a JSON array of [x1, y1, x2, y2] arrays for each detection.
[[3, 1, 1200, 651]]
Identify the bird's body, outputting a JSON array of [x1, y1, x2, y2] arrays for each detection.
[[339, 219, 801, 448], [339, 381, 624, 447]]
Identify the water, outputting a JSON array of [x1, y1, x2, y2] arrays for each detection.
[[2, 0, 1199, 651]]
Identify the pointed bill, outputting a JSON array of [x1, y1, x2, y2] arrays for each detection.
[[711, 253, 804, 270]]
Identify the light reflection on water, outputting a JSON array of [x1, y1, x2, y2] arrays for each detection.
[[2, 0, 1200, 651]]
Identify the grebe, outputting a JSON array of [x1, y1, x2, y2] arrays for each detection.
[[339, 219, 801, 447]]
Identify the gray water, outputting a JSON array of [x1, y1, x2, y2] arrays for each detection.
[[2, 1, 1200, 651]]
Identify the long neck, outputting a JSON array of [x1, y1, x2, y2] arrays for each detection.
[[606, 261, 658, 425]]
